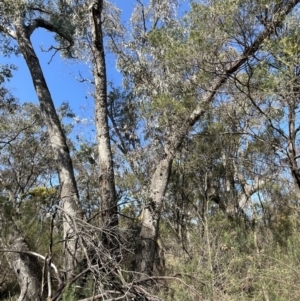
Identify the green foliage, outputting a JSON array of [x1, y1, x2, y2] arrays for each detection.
[[0, 196, 13, 217], [161, 210, 300, 301], [1, 1, 300, 301], [0, 64, 16, 84], [25, 186, 56, 203], [62, 284, 76, 301]]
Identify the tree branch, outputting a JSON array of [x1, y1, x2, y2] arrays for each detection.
[[0, 24, 16, 39], [0, 249, 60, 280], [27, 18, 73, 47], [188, 0, 299, 128], [166, 0, 299, 155]]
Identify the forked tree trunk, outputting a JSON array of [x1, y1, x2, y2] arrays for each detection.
[[90, 0, 118, 248], [135, 0, 299, 276], [14, 17, 80, 279]]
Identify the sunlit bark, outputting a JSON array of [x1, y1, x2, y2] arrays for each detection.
[[135, 0, 300, 275], [14, 17, 80, 279], [89, 0, 118, 248]]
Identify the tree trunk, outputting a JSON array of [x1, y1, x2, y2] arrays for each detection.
[[287, 98, 300, 199], [89, 0, 118, 248], [135, 0, 299, 275], [14, 17, 80, 279], [135, 157, 172, 276], [0, 213, 43, 301]]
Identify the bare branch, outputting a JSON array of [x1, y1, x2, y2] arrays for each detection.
[[0, 249, 60, 280], [0, 120, 38, 150]]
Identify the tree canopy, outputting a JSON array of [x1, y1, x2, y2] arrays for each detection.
[[1, 0, 300, 300]]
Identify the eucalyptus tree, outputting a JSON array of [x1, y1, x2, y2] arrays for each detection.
[[0, 1, 126, 298], [0, 102, 57, 301], [116, 0, 300, 276], [0, 0, 82, 280], [0, 64, 17, 111], [163, 91, 280, 253], [235, 12, 300, 204], [1, 2, 300, 300], [88, 0, 119, 248], [0, 0, 145, 298]]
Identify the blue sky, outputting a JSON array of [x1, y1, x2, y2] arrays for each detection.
[[1, 1, 135, 117], [1, 0, 190, 124]]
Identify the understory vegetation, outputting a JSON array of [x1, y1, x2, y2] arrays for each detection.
[[1, 0, 300, 300]]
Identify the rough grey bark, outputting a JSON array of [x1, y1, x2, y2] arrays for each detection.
[[135, 0, 300, 276], [90, 0, 118, 247], [6, 239, 43, 301], [13, 17, 80, 279], [0, 211, 43, 301]]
